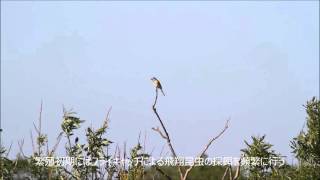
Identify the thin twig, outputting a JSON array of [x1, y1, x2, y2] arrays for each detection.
[[106, 107, 112, 121], [49, 132, 63, 156], [152, 127, 167, 139], [33, 122, 40, 134]]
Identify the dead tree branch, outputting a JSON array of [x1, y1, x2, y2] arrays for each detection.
[[152, 88, 184, 179], [229, 165, 233, 179], [152, 127, 167, 139], [232, 155, 242, 180], [182, 119, 230, 180], [49, 132, 63, 156], [222, 166, 230, 180]]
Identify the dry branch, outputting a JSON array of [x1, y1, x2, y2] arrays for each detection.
[[49, 132, 63, 156], [229, 165, 233, 179], [151, 88, 184, 179], [152, 127, 167, 139], [232, 155, 242, 180], [182, 119, 229, 180], [222, 166, 229, 180]]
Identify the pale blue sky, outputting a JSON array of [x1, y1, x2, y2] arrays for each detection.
[[1, 1, 319, 160]]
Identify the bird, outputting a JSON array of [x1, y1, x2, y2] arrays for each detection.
[[151, 77, 165, 96]]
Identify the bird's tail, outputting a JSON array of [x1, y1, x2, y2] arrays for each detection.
[[160, 88, 165, 96]]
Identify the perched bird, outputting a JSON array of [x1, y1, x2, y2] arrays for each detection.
[[75, 137, 79, 144], [151, 77, 165, 96]]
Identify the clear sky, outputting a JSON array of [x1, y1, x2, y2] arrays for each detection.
[[1, 1, 319, 161]]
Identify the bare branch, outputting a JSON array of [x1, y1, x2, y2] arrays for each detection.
[[183, 119, 230, 180], [106, 106, 112, 121], [49, 132, 63, 156], [153, 88, 159, 108], [152, 87, 184, 179], [152, 127, 167, 139], [232, 155, 242, 180], [200, 119, 229, 157], [152, 89, 178, 158], [33, 122, 40, 134], [221, 166, 229, 180], [229, 165, 233, 180]]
